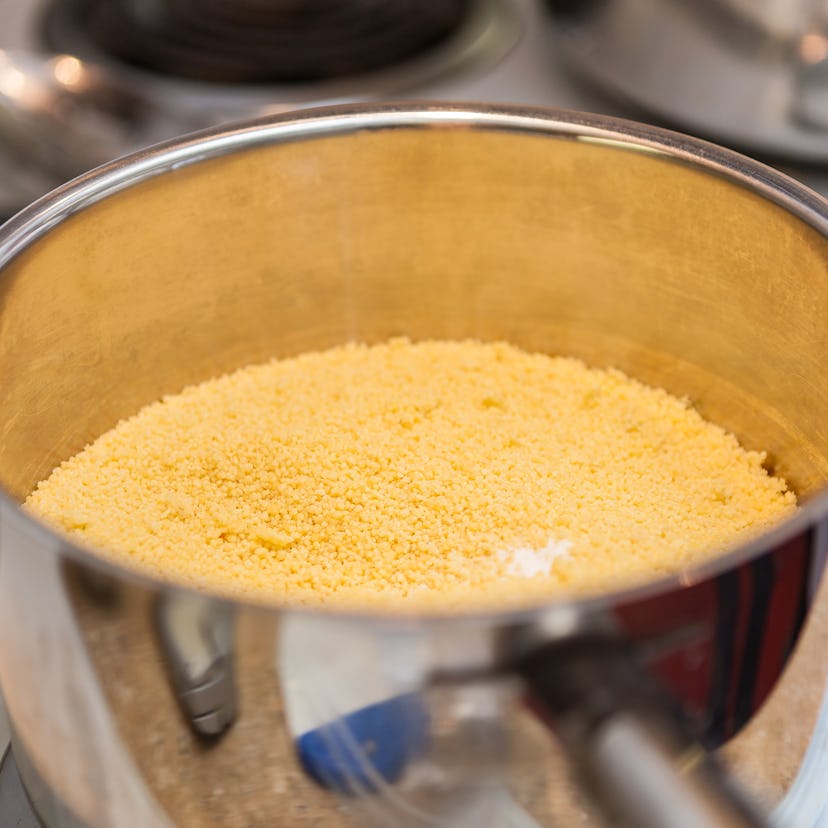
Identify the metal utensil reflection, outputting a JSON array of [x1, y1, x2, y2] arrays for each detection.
[[515, 633, 769, 828], [154, 593, 237, 737], [0, 49, 204, 184]]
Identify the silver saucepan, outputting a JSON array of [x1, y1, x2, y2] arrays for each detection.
[[0, 104, 827, 828]]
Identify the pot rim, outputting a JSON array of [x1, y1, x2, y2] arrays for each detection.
[[2, 101, 828, 624]]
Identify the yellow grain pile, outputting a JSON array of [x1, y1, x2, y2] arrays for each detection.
[[26, 339, 796, 609]]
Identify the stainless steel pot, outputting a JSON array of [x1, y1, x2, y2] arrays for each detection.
[[1, 104, 828, 828], [545, 0, 828, 163]]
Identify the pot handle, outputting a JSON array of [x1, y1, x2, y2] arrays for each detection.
[[154, 592, 237, 737], [515, 635, 770, 828]]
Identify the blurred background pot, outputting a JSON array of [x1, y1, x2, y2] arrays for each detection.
[[547, 0, 828, 163]]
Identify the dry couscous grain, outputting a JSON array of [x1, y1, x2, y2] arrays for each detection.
[[25, 339, 797, 609]]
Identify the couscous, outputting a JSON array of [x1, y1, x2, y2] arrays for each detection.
[[26, 339, 796, 609]]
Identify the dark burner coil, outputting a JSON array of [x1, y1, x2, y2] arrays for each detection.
[[60, 0, 474, 83]]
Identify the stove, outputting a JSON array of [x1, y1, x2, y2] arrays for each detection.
[[0, 0, 640, 220], [3, 1, 828, 825]]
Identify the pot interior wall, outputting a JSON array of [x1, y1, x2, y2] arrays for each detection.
[[2, 125, 828, 508]]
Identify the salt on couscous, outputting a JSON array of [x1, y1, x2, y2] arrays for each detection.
[[25, 339, 796, 609]]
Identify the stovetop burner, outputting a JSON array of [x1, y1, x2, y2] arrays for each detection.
[[33, 0, 522, 133], [0, 0, 525, 217], [49, 0, 474, 83]]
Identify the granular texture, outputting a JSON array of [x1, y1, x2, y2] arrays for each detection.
[[26, 339, 797, 609]]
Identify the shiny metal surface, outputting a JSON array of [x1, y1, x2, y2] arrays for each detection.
[[1, 105, 828, 826], [0, 695, 7, 767], [0, 48, 206, 181], [547, 0, 828, 163], [586, 715, 763, 828], [517, 636, 770, 828], [0, 743, 40, 828]]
